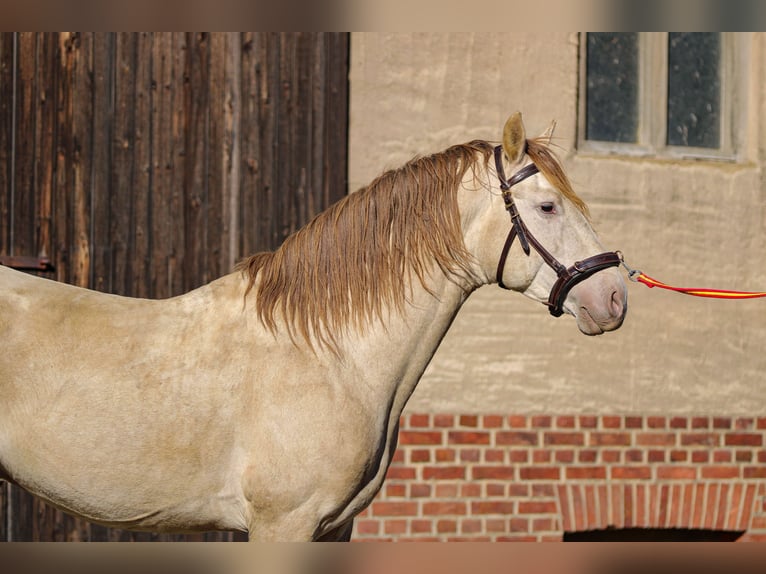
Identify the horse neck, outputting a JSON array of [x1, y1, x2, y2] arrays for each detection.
[[341, 268, 473, 414]]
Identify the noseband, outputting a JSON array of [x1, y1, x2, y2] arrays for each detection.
[[493, 146, 621, 317]]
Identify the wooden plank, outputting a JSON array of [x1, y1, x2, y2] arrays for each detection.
[[207, 32, 227, 278], [12, 32, 38, 260], [53, 32, 74, 284], [0, 33, 15, 256], [34, 33, 58, 267], [183, 31, 207, 292], [90, 33, 115, 293], [238, 31, 261, 259], [325, 33, 349, 206], [70, 31, 92, 289], [221, 32, 242, 272]]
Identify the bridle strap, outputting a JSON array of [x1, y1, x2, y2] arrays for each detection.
[[493, 145, 621, 317]]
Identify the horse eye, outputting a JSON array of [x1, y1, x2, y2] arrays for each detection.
[[540, 202, 556, 214]]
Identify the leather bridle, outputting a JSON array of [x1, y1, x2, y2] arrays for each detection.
[[493, 145, 622, 317]]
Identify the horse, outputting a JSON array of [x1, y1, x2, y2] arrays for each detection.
[[0, 112, 626, 541]]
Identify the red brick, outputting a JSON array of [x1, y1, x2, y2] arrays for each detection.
[[435, 484, 458, 498], [692, 417, 710, 429], [509, 450, 529, 463], [669, 416, 688, 429], [701, 466, 740, 479], [508, 415, 527, 428], [759, 450, 766, 463], [736, 450, 752, 463], [735, 417, 755, 430], [448, 431, 490, 445], [509, 517, 528, 532], [399, 431, 443, 445], [636, 432, 676, 446], [625, 416, 643, 429], [385, 520, 407, 534], [459, 415, 479, 427], [423, 501, 467, 516], [460, 448, 481, 463], [691, 450, 709, 463], [508, 484, 529, 497], [435, 448, 455, 462], [533, 484, 556, 497], [386, 484, 406, 497], [433, 414, 454, 427], [496, 431, 538, 446], [648, 450, 665, 462], [544, 431, 585, 446], [601, 416, 621, 428], [555, 450, 575, 463], [423, 466, 465, 480], [590, 432, 631, 446], [602, 450, 621, 463], [611, 466, 651, 479], [472, 466, 515, 480], [579, 415, 598, 428], [757, 417, 766, 430], [533, 449, 551, 463], [410, 483, 431, 498], [410, 449, 431, 463], [518, 501, 557, 514], [372, 502, 418, 516], [578, 449, 597, 463], [532, 517, 556, 532], [472, 501, 516, 515], [520, 467, 560, 480], [531, 415, 552, 428], [391, 450, 405, 463], [386, 467, 416, 480], [409, 413, 430, 427], [437, 519, 457, 533], [744, 467, 766, 479], [483, 415, 504, 428], [461, 518, 483, 534], [486, 483, 505, 497], [566, 466, 606, 479], [713, 417, 731, 429], [713, 449, 732, 463], [411, 520, 432, 534], [670, 450, 688, 462], [461, 484, 481, 498], [725, 433, 763, 446], [356, 519, 380, 535], [485, 449, 505, 463], [647, 416, 666, 428], [487, 518, 508, 533], [681, 433, 720, 446], [656, 466, 697, 479], [625, 449, 643, 462], [556, 416, 576, 428]]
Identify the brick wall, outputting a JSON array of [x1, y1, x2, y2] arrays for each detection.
[[352, 413, 766, 541]]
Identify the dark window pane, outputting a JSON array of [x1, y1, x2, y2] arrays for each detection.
[[586, 33, 639, 143], [667, 33, 721, 148]]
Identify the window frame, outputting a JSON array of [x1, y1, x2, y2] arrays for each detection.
[[577, 32, 745, 162]]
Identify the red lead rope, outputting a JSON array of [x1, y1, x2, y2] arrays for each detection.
[[617, 252, 766, 300]]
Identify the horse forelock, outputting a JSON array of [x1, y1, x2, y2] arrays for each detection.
[[526, 137, 590, 219], [237, 140, 494, 353]]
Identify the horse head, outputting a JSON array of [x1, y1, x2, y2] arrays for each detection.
[[472, 112, 627, 335]]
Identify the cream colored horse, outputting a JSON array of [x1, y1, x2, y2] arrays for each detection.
[[0, 113, 626, 541]]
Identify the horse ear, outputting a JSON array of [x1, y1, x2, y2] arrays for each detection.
[[540, 119, 557, 145], [502, 112, 526, 164]]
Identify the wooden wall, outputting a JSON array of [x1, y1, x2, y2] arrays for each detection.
[[0, 32, 349, 541]]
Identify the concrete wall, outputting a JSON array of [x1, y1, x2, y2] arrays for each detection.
[[348, 32, 766, 416]]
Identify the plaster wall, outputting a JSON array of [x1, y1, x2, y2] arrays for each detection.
[[348, 32, 766, 415]]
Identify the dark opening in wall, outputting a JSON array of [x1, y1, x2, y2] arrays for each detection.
[[564, 527, 744, 542]]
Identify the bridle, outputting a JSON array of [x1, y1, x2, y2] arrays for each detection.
[[493, 145, 622, 317]]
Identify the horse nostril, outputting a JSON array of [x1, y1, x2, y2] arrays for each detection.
[[610, 289, 625, 318]]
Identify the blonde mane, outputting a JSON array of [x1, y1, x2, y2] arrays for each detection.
[[237, 137, 585, 351]]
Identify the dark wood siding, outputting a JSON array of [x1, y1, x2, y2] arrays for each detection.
[[0, 31, 349, 541]]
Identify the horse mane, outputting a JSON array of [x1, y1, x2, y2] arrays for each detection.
[[237, 136, 585, 352]]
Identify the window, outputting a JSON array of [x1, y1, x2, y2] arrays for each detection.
[[579, 33, 743, 160]]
